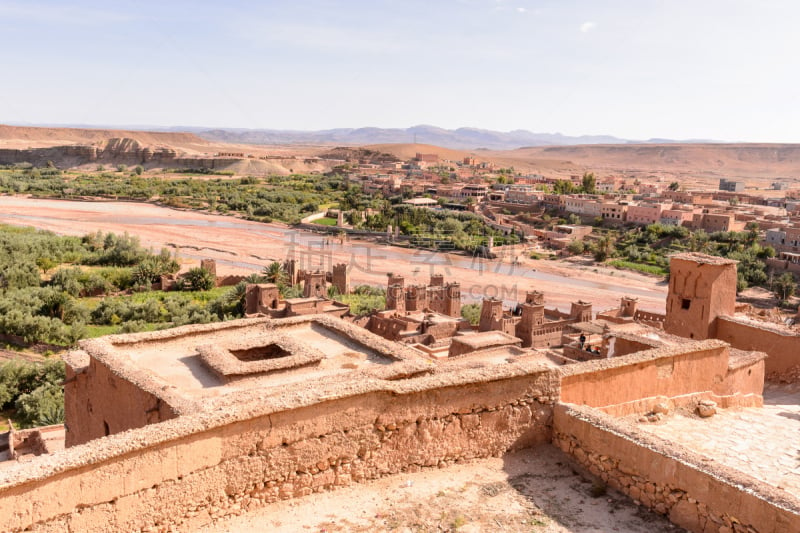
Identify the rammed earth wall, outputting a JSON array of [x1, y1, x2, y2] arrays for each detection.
[[717, 316, 800, 382], [559, 340, 765, 416], [0, 368, 558, 532]]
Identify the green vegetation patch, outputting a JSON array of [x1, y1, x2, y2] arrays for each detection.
[[0, 168, 348, 225], [608, 260, 668, 276], [0, 224, 236, 347], [335, 285, 386, 316], [604, 222, 775, 292], [0, 358, 65, 428]]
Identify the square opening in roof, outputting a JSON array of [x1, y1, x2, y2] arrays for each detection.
[[230, 343, 291, 362]]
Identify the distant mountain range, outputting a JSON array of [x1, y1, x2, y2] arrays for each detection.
[[192, 125, 719, 150], [4, 122, 717, 150], [189, 125, 635, 150]]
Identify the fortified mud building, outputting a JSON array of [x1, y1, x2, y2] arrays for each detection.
[[0, 253, 798, 532]]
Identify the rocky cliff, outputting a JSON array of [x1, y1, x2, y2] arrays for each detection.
[[0, 137, 181, 168]]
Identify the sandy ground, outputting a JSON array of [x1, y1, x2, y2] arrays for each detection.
[[0, 196, 667, 312], [198, 446, 683, 533]]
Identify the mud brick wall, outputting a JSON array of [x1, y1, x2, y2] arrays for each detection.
[[717, 317, 800, 382], [553, 404, 800, 533], [64, 355, 179, 447], [559, 341, 764, 416], [0, 370, 558, 532]]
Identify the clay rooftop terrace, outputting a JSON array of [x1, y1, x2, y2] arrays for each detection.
[[69, 315, 433, 412], [68, 315, 570, 417]]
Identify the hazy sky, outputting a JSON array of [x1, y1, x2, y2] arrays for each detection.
[[1, 0, 798, 141]]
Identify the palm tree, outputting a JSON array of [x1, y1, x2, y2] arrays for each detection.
[[594, 234, 616, 262], [773, 272, 796, 302], [262, 261, 286, 285]]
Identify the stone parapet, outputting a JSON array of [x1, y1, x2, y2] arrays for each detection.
[[553, 403, 800, 533]]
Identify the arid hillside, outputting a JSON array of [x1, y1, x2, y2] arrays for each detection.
[[0, 124, 210, 152], [363, 143, 480, 162], [0, 125, 334, 174], [491, 143, 800, 181], [363, 142, 584, 177], [363, 141, 800, 188], [3, 125, 800, 187]]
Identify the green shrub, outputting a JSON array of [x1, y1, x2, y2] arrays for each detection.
[[0, 359, 64, 417], [337, 286, 386, 316], [608, 260, 668, 276], [120, 319, 148, 333], [50, 267, 83, 297], [566, 240, 585, 255], [15, 382, 64, 428], [81, 272, 113, 295], [181, 267, 215, 291], [460, 303, 481, 326]]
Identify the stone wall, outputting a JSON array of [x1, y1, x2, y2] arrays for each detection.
[[766, 257, 800, 275], [606, 335, 660, 358], [717, 316, 800, 382], [0, 368, 557, 532], [553, 404, 800, 533]]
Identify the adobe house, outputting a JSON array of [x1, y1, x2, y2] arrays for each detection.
[[244, 283, 349, 319], [3, 311, 776, 532], [371, 274, 467, 346], [384, 275, 461, 318], [302, 270, 327, 298], [62, 315, 433, 446], [478, 292, 593, 349]]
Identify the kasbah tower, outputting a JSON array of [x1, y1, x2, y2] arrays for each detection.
[[664, 254, 738, 340]]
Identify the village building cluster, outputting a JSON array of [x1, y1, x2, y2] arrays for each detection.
[[335, 150, 800, 259]]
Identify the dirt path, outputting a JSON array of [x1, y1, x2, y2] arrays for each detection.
[[198, 446, 683, 533], [0, 197, 667, 312]]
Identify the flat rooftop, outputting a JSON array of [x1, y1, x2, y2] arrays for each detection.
[[635, 382, 800, 500], [72, 315, 432, 413], [670, 252, 738, 266], [69, 314, 583, 419], [452, 330, 521, 349]]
